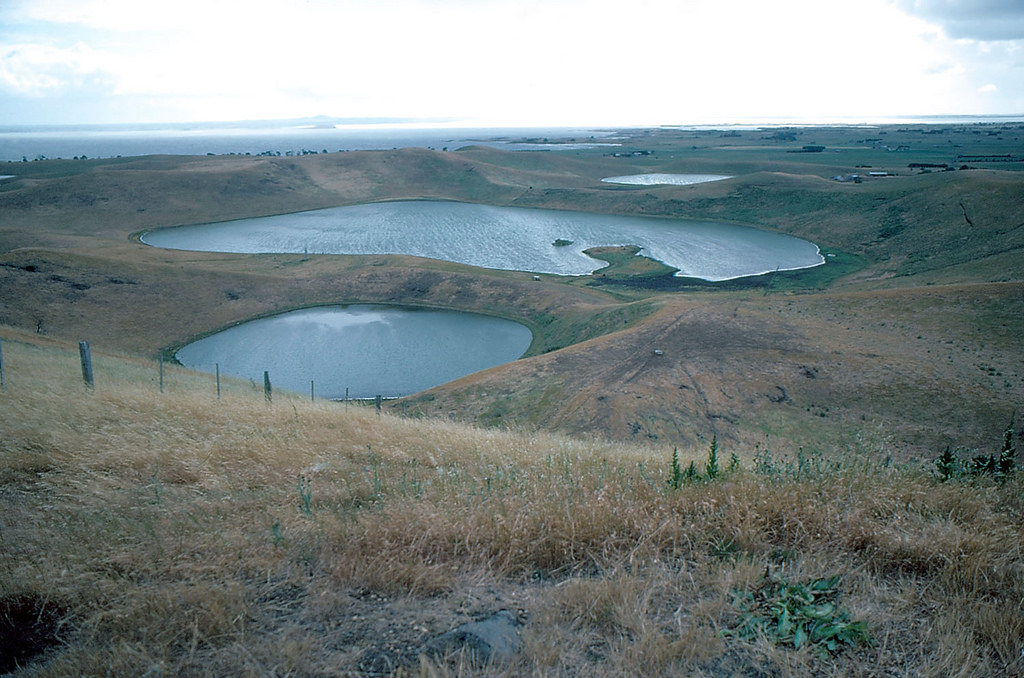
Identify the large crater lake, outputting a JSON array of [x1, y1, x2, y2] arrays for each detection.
[[142, 200, 824, 281], [176, 305, 532, 399]]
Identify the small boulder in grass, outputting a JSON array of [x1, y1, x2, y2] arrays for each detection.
[[425, 610, 520, 664]]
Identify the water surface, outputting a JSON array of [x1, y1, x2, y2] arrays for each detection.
[[144, 200, 823, 281], [601, 173, 732, 185], [176, 305, 533, 399], [0, 124, 618, 162]]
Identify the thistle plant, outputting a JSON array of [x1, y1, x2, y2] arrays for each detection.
[[705, 434, 720, 480], [667, 447, 685, 490], [934, 446, 962, 481], [998, 410, 1017, 478], [668, 437, 738, 490], [939, 413, 1018, 482]]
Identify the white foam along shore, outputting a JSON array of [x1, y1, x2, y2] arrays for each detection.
[[601, 173, 732, 186]]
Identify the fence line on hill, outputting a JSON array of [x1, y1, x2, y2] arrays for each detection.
[[0, 336, 380, 405]]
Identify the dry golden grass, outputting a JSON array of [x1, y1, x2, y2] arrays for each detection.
[[1, 329, 1022, 676]]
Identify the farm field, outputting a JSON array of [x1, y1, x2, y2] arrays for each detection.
[[1, 123, 1023, 675]]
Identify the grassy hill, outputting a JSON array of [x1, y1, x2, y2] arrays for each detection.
[[2, 131, 1022, 457], [1, 329, 1021, 676], [1, 123, 1023, 674]]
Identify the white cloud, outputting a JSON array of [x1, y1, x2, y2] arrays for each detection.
[[1, 0, 1021, 125], [0, 41, 116, 96]]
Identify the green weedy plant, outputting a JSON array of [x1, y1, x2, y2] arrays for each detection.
[[668, 447, 684, 490], [668, 448, 703, 489], [942, 412, 1018, 482], [669, 438, 738, 490], [934, 446, 963, 481], [971, 453, 999, 476], [725, 572, 873, 658], [705, 434, 720, 480], [998, 410, 1017, 478], [753, 439, 778, 477]]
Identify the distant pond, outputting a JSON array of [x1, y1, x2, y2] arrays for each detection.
[[601, 173, 732, 186], [176, 305, 532, 399], [142, 200, 823, 281]]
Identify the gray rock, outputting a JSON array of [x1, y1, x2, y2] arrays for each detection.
[[425, 610, 520, 664]]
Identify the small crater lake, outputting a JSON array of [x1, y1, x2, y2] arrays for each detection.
[[142, 200, 823, 281], [601, 173, 732, 186], [176, 305, 532, 399]]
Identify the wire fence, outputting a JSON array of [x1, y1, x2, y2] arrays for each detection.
[[0, 337, 383, 411]]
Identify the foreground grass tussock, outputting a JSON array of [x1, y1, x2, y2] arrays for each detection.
[[1, 331, 1022, 676]]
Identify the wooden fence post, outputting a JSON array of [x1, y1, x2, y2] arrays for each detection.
[[375, 394, 382, 414], [79, 341, 94, 390], [0, 337, 5, 393], [264, 371, 272, 402], [159, 354, 164, 393], [216, 363, 221, 399], [311, 380, 315, 402]]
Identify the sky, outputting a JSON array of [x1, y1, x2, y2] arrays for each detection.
[[1, 0, 1022, 127]]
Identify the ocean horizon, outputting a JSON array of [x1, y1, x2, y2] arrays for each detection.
[[2, 115, 1022, 164]]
